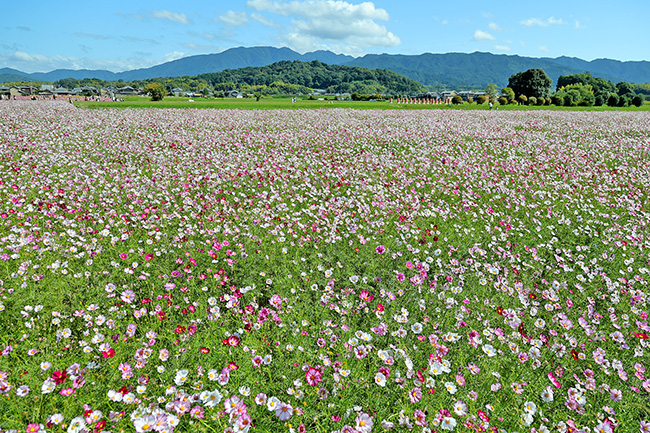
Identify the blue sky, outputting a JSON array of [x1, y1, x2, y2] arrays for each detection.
[[2, 0, 648, 73]]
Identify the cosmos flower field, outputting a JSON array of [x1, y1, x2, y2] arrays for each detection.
[[1, 101, 649, 433]]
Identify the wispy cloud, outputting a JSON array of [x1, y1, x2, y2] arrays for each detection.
[[251, 12, 277, 27], [74, 32, 109, 40], [6, 50, 158, 73], [188, 31, 218, 40], [153, 10, 191, 24], [217, 10, 249, 26], [521, 17, 564, 27], [121, 35, 160, 45], [575, 20, 587, 29], [488, 22, 501, 31], [539, 45, 549, 52], [471, 30, 495, 41], [494, 45, 511, 51]]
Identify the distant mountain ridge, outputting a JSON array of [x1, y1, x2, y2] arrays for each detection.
[[2, 46, 648, 89]]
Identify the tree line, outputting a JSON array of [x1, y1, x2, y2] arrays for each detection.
[[499, 69, 644, 107], [46, 60, 425, 97]]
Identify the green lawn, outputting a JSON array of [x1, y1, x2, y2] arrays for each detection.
[[74, 95, 650, 110]]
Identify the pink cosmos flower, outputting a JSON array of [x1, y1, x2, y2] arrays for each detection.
[[355, 413, 373, 433], [306, 367, 322, 386], [275, 402, 293, 420], [409, 387, 422, 403]]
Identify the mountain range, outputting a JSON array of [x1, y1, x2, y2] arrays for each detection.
[[2, 46, 649, 89]]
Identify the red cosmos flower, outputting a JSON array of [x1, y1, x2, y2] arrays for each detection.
[[102, 348, 115, 358], [51, 369, 68, 384], [200, 347, 210, 354], [94, 419, 106, 433], [376, 303, 385, 312], [144, 254, 153, 261], [228, 336, 240, 346], [634, 333, 649, 339], [477, 410, 490, 423], [496, 306, 504, 316], [228, 362, 239, 370], [118, 386, 129, 395], [174, 325, 186, 334], [571, 349, 579, 361]]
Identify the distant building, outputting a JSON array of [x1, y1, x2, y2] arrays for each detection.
[[171, 87, 185, 97], [54, 87, 72, 95]]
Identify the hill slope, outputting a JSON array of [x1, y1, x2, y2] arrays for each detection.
[[196, 60, 425, 95], [2, 47, 649, 89]]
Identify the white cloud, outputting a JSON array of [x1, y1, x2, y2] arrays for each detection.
[[153, 10, 191, 24], [164, 51, 186, 62], [520, 16, 564, 27], [6, 51, 158, 73], [251, 12, 277, 26], [494, 45, 511, 51], [488, 22, 501, 31], [538, 45, 549, 52], [471, 30, 495, 41], [246, 0, 400, 54], [218, 10, 249, 26], [575, 20, 586, 29], [12, 51, 50, 63]]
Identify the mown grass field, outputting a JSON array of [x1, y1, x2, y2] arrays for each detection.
[[73, 95, 650, 111]]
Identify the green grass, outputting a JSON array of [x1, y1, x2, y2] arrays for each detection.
[[74, 96, 650, 110]]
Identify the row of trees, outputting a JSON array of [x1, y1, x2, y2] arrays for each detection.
[[52, 60, 426, 99], [503, 69, 644, 107]]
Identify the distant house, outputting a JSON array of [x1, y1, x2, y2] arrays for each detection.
[[457, 91, 486, 102], [80, 86, 98, 95], [115, 86, 136, 97], [0, 85, 10, 95], [225, 90, 241, 98], [171, 87, 185, 97], [15, 85, 38, 96], [54, 87, 72, 95], [40, 84, 54, 91], [440, 91, 457, 100]]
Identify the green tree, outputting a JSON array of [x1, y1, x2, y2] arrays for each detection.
[[146, 83, 166, 101], [616, 82, 635, 97], [485, 83, 498, 103], [607, 93, 619, 107], [631, 94, 644, 107], [517, 94, 528, 105], [508, 68, 552, 99], [501, 87, 515, 104], [451, 95, 463, 104]]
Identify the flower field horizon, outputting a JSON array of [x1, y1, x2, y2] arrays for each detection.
[[1, 101, 649, 433]]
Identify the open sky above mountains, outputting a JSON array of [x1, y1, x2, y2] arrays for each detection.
[[2, 0, 648, 73]]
